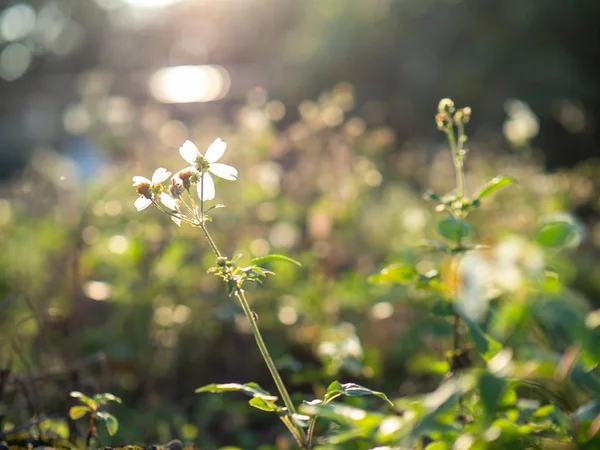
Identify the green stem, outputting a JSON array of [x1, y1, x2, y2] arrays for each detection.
[[281, 416, 307, 449], [306, 416, 317, 447], [234, 287, 307, 447], [197, 220, 307, 448]]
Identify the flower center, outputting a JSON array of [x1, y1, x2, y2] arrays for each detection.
[[194, 155, 210, 173], [136, 182, 152, 199]]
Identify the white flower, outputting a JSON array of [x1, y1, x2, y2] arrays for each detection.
[[132, 167, 177, 211], [179, 138, 238, 201]]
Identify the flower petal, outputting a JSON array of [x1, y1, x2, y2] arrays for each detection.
[[152, 168, 172, 184], [134, 196, 152, 211], [209, 163, 238, 181], [171, 216, 182, 227], [160, 193, 178, 210], [180, 140, 201, 164], [196, 172, 215, 201], [132, 176, 151, 186], [205, 138, 227, 163]]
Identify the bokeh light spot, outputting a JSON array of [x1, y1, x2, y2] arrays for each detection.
[[150, 65, 230, 103], [83, 281, 112, 301]]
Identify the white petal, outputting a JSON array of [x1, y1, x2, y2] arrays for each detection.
[[152, 167, 172, 184], [205, 138, 227, 163], [160, 193, 178, 210], [134, 196, 152, 211], [180, 140, 201, 164], [196, 173, 215, 201], [132, 176, 151, 186], [171, 216, 182, 227], [209, 163, 238, 181]]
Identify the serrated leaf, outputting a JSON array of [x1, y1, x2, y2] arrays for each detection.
[[475, 176, 515, 200], [536, 221, 577, 249], [368, 264, 418, 285], [437, 217, 472, 242], [324, 381, 393, 406], [70, 391, 96, 409], [248, 397, 280, 412], [93, 393, 122, 406], [250, 254, 302, 267], [462, 317, 502, 361], [69, 405, 89, 420], [97, 411, 119, 436], [195, 382, 278, 401]]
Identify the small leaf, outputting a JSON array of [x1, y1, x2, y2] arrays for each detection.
[[462, 317, 502, 361], [324, 381, 393, 406], [368, 264, 418, 285], [248, 397, 280, 412], [69, 405, 89, 420], [97, 411, 119, 436], [536, 221, 577, 249], [250, 254, 302, 267], [475, 176, 515, 200], [478, 372, 506, 424], [70, 391, 96, 409], [195, 382, 278, 401], [93, 393, 122, 406], [437, 217, 472, 242], [573, 399, 600, 422]]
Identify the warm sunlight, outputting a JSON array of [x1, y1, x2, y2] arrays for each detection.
[[149, 65, 230, 103]]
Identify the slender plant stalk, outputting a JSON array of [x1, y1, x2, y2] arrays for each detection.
[[193, 180, 307, 448], [306, 417, 317, 448], [444, 120, 467, 363]]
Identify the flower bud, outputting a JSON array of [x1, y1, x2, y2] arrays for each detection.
[[438, 98, 455, 114]]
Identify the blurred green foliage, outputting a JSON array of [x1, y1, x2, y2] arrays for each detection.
[[1, 85, 600, 449]]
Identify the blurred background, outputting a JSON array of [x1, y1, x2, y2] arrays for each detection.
[[1, 0, 600, 448]]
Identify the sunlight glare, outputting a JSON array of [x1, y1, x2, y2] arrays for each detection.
[[123, 0, 182, 8], [149, 65, 230, 103]]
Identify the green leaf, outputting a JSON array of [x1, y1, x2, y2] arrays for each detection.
[[250, 254, 302, 267], [478, 372, 506, 424], [195, 382, 278, 401], [475, 176, 515, 200], [425, 443, 450, 450], [93, 393, 122, 406], [368, 264, 418, 285], [70, 391, 96, 409], [437, 217, 472, 242], [536, 221, 577, 249], [97, 411, 119, 436], [248, 397, 280, 412], [323, 381, 393, 406], [69, 405, 89, 420], [462, 317, 502, 361], [573, 399, 600, 422]]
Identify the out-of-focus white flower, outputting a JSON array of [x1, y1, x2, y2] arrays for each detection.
[[132, 167, 177, 211], [178, 138, 238, 201]]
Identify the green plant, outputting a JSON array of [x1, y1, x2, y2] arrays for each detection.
[[69, 391, 121, 447], [133, 139, 397, 449]]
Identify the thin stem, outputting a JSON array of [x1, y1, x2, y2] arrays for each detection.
[[196, 219, 306, 448], [445, 125, 465, 199], [200, 172, 205, 219], [199, 223, 222, 258], [281, 416, 307, 449], [234, 287, 307, 447], [306, 416, 317, 448]]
